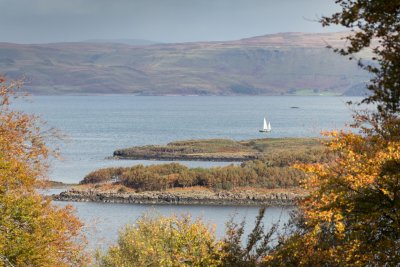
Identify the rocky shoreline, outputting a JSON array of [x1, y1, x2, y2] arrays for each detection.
[[53, 188, 305, 206], [111, 154, 256, 162]]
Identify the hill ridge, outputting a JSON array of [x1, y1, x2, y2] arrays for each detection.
[[0, 32, 369, 95]]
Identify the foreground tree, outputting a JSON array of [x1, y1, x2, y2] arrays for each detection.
[[96, 214, 222, 267], [267, 131, 400, 265], [266, 1, 400, 265], [0, 77, 86, 266]]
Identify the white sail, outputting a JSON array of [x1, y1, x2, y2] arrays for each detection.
[[260, 116, 272, 132]]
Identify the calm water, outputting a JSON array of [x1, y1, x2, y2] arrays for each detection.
[[16, 95, 358, 250], [54, 201, 292, 251], [16, 95, 358, 183]]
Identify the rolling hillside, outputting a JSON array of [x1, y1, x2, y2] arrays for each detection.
[[0, 32, 370, 95]]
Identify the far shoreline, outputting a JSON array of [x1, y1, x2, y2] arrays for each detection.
[[24, 92, 349, 97]]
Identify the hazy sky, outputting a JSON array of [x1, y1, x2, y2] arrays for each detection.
[[0, 0, 343, 43]]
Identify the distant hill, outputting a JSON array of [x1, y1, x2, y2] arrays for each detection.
[[0, 32, 370, 95], [84, 38, 160, 46]]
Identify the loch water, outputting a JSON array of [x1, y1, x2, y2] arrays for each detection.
[[16, 95, 360, 249]]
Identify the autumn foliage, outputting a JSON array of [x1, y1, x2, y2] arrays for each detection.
[[96, 214, 223, 267], [0, 77, 87, 266], [264, 130, 400, 265], [266, 1, 400, 265]]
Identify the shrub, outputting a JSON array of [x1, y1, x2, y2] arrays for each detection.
[[81, 148, 328, 192], [96, 214, 222, 267], [81, 167, 125, 184]]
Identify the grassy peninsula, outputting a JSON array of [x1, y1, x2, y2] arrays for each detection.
[[113, 137, 323, 161], [55, 138, 329, 205]]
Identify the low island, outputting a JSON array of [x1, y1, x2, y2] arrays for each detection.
[[112, 137, 322, 161], [54, 137, 328, 206]]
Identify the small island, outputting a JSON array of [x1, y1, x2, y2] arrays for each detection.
[[112, 137, 323, 161], [54, 137, 328, 206]]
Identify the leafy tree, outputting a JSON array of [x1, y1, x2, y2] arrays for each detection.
[[266, 1, 400, 265], [0, 77, 87, 266], [267, 131, 400, 265], [96, 214, 222, 267], [220, 207, 278, 267], [321, 0, 400, 116]]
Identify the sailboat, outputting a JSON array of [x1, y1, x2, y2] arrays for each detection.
[[259, 117, 272, 133]]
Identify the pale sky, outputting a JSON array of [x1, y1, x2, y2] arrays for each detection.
[[0, 0, 342, 43]]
